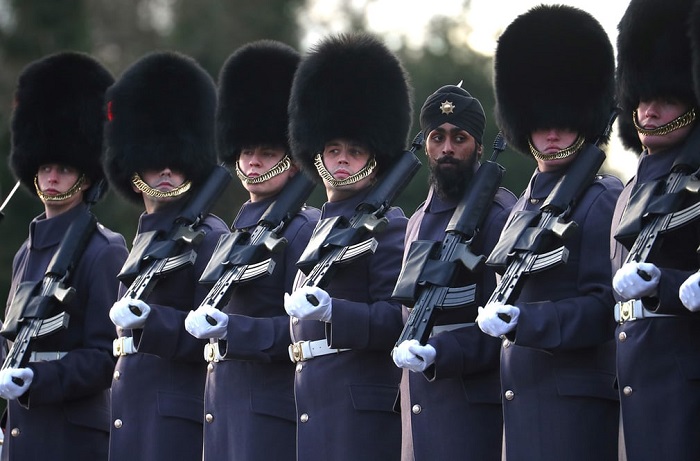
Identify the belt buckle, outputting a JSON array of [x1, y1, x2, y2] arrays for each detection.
[[619, 300, 636, 324], [289, 341, 306, 363], [114, 337, 127, 356]]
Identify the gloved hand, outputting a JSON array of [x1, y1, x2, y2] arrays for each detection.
[[109, 298, 151, 329], [392, 339, 436, 373], [613, 262, 660, 300], [679, 272, 700, 312], [477, 303, 520, 338], [284, 286, 332, 322], [0, 368, 33, 400], [185, 306, 229, 339]]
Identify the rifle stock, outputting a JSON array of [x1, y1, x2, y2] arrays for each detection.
[[485, 112, 617, 320], [394, 133, 507, 346], [0, 179, 107, 383], [117, 164, 232, 310], [297, 132, 423, 291], [196, 172, 316, 316]]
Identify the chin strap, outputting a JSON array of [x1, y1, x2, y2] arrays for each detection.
[[131, 173, 192, 198], [235, 155, 291, 184], [314, 154, 377, 187], [34, 174, 86, 201], [634, 108, 696, 137]]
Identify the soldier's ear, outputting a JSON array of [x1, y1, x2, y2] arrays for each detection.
[[477, 144, 483, 160]]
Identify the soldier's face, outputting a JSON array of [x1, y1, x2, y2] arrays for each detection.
[[36, 163, 88, 217], [426, 123, 480, 200], [321, 139, 376, 202], [238, 146, 296, 202], [137, 167, 188, 212], [636, 98, 695, 155], [530, 128, 579, 172]]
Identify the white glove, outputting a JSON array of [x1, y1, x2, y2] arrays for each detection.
[[284, 286, 332, 322], [679, 272, 700, 312], [185, 306, 229, 339], [392, 339, 436, 373], [109, 298, 151, 329], [477, 303, 520, 338], [0, 368, 34, 400], [613, 262, 660, 300]]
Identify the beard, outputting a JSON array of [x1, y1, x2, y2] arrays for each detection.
[[428, 153, 477, 201]]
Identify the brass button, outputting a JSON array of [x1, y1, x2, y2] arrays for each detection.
[[502, 339, 511, 348], [296, 363, 303, 373], [504, 390, 515, 400], [529, 198, 539, 204], [623, 386, 633, 396], [113, 371, 120, 380], [411, 404, 422, 415], [292, 317, 299, 325], [618, 332, 627, 342], [114, 419, 123, 429], [205, 413, 214, 423], [207, 363, 214, 372], [10, 428, 20, 437], [300, 413, 309, 423]]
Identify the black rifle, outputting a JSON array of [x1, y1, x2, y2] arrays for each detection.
[[393, 133, 508, 347], [117, 165, 232, 313], [296, 132, 423, 293], [0, 180, 107, 384], [485, 112, 617, 320], [196, 172, 316, 318], [614, 124, 700, 277]]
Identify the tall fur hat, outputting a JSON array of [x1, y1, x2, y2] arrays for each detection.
[[216, 40, 299, 164], [616, 0, 696, 152], [288, 33, 412, 181], [693, 0, 700, 107], [10, 52, 114, 198], [103, 51, 217, 204], [494, 5, 615, 156]]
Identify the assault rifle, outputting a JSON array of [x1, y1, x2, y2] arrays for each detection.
[[116, 165, 232, 314], [296, 132, 423, 292], [392, 133, 508, 346], [0, 180, 107, 384], [485, 112, 617, 320], [196, 172, 316, 317], [614, 124, 700, 276]]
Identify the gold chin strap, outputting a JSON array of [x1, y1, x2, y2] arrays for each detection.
[[131, 173, 192, 198], [34, 174, 86, 201], [528, 135, 585, 162], [634, 108, 696, 137], [313, 154, 377, 187], [235, 155, 291, 185]]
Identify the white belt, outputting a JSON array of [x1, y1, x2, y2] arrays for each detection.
[[29, 351, 67, 362], [113, 337, 137, 356], [431, 322, 475, 336], [204, 342, 224, 363], [288, 339, 350, 363], [614, 299, 675, 323]]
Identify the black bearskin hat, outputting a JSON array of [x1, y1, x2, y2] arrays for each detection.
[[103, 51, 217, 204], [217, 40, 299, 164], [617, 0, 696, 152], [494, 5, 615, 157], [288, 33, 412, 181], [693, 0, 700, 107], [10, 52, 114, 198]]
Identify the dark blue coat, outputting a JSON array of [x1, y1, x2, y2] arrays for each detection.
[[399, 184, 515, 461], [290, 189, 407, 461], [109, 204, 229, 461], [611, 136, 700, 461], [203, 197, 319, 461], [500, 168, 622, 461], [2, 203, 127, 461]]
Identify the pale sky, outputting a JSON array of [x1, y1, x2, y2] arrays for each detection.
[[303, 0, 637, 180]]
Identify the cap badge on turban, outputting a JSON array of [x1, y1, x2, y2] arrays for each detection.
[[440, 100, 456, 114]]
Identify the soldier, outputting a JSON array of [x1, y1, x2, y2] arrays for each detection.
[[0, 52, 128, 461], [476, 5, 622, 461], [283, 33, 411, 461], [103, 52, 230, 461], [611, 0, 700, 459], [183, 40, 320, 460], [391, 84, 515, 461]]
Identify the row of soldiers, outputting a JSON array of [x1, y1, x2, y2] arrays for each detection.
[[0, 0, 699, 460]]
